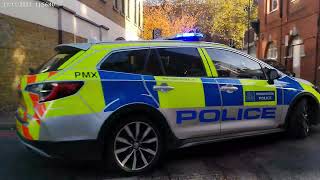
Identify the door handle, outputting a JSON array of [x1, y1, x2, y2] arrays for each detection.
[[220, 85, 238, 93], [153, 83, 174, 93]]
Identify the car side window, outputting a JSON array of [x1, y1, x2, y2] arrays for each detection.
[[157, 47, 206, 77], [144, 49, 164, 76], [100, 49, 151, 74], [206, 48, 266, 80]]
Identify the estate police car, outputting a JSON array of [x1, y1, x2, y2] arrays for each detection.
[[16, 33, 320, 174]]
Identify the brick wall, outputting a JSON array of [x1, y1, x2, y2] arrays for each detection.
[[257, 0, 320, 85], [0, 13, 86, 113]]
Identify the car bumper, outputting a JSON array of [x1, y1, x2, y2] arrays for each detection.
[[15, 107, 112, 140], [16, 130, 102, 160]]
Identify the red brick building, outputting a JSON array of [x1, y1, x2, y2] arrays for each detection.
[[257, 0, 320, 85]]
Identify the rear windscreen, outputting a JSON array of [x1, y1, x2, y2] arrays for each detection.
[[35, 51, 78, 73]]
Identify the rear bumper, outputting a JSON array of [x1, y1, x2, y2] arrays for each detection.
[[16, 131, 102, 160]]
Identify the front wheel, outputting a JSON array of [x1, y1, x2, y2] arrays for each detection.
[[287, 99, 312, 138], [104, 115, 163, 175]]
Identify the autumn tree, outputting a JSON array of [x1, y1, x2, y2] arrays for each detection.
[[142, 1, 198, 39], [142, 0, 257, 48], [209, 0, 258, 48]]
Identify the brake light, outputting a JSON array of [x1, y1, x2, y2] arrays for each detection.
[[26, 82, 83, 102]]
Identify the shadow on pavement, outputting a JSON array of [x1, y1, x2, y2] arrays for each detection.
[[3, 128, 320, 180]]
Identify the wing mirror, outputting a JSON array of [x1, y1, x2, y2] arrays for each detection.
[[267, 69, 280, 84]]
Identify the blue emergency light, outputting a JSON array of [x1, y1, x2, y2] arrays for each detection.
[[166, 33, 204, 41]]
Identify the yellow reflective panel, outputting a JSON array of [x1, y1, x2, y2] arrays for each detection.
[[240, 79, 277, 106], [52, 50, 109, 81], [23, 92, 35, 116], [16, 119, 23, 136], [198, 48, 212, 77], [20, 76, 27, 90], [300, 82, 320, 103], [201, 48, 218, 77], [28, 120, 40, 140], [35, 73, 50, 82], [17, 107, 24, 118], [79, 74, 105, 113], [72, 50, 110, 69], [155, 76, 205, 108], [43, 49, 108, 117], [44, 94, 92, 118]]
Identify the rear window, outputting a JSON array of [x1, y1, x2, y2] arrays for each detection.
[[100, 49, 149, 74], [35, 51, 78, 73]]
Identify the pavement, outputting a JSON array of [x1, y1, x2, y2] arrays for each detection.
[[2, 126, 320, 180], [0, 112, 15, 129]]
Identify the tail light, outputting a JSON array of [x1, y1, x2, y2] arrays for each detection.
[[25, 82, 83, 102]]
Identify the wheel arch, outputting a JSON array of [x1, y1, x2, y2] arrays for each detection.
[[285, 92, 320, 127], [97, 103, 178, 149]]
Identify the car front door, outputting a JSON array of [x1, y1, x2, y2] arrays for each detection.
[[147, 47, 222, 139], [204, 48, 282, 134]]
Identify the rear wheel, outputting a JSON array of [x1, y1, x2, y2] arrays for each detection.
[[288, 99, 312, 138], [104, 115, 163, 175]]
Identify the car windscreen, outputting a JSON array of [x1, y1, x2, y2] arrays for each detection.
[[34, 51, 78, 74]]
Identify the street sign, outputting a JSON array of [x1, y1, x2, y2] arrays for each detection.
[[153, 29, 162, 39]]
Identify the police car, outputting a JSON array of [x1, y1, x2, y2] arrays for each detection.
[[16, 33, 320, 174]]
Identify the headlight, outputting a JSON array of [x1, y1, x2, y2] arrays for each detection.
[[313, 86, 320, 93]]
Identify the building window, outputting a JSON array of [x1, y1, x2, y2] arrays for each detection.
[[287, 37, 305, 58], [269, 0, 278, 12], [113, 0, 118, 9], [266, 43, 278, 60]]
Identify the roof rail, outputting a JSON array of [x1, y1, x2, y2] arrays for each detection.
[[95, 40, 185, 44], [54, 41, 227, 51], [95, 40, 225, 46]]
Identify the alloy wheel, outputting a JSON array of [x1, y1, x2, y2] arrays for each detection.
[[113, 121, 158, 171], [301, 105, 311, 134]]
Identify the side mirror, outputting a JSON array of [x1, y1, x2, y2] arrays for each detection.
[[267, 69, 280, 84]]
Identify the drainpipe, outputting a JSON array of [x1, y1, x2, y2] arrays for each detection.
[[315, 4, 320, 85], [279, 0, 283, 64], [247, 0, 251, 54], [58, 6, 63, 44]]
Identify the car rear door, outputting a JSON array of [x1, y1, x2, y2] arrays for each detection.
[[204, 48, 283, 134], [147, 47, 222, 139]]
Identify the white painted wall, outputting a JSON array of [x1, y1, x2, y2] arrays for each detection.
[[0, 0, 141, 41]]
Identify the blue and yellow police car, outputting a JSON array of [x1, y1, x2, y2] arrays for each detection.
[[16, 33, 320, 174]]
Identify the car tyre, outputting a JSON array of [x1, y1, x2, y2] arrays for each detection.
[[288, 99, 311, 138], [104, 115, 163, 175]]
